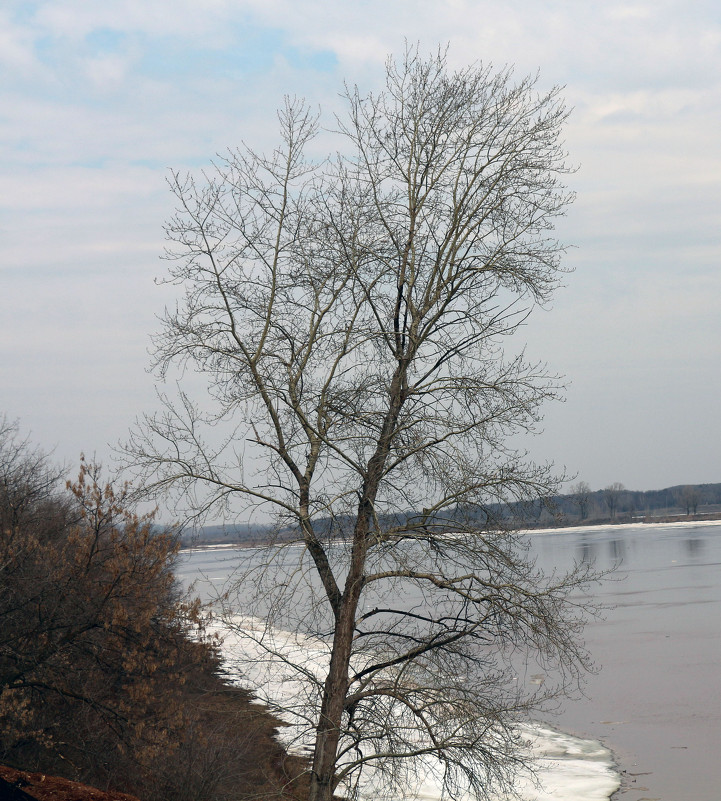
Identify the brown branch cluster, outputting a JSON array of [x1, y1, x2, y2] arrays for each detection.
[[0, 417, 308, 801]]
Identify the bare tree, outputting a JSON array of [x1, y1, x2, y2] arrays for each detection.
[[603, 482, 625, 520], [569, 481, 592, 520], [679, 485, 700, 516], [125, 48, 598, 801]]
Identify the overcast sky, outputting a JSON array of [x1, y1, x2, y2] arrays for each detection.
[[2, 0, 720, 501]]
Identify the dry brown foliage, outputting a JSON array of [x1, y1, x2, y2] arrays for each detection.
[[0, 417, 308, 801]]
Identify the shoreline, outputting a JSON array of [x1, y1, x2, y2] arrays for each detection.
[[180, 515, 721, 552], [546, 721, 628, 801], [207, 611, 623, 801], [524, 515, 721, 536]]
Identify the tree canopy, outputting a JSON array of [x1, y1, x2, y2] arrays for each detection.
[[126, 48, 596, 801]]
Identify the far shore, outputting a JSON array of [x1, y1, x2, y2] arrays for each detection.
[[179, 513, 721, 551], [524, 513, 721, 536]]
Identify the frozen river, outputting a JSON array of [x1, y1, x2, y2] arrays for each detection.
[[176, 520, 721, 800]]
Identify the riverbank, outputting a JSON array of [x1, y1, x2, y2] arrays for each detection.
[[525, 515, 721, 536], [205, 611, 621, 801], [180, 514, 721, 552]]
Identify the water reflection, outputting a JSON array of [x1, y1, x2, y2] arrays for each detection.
[[607, 538, 625, 562], [577, 534, 598, 564], [684, 536, 706, 558]]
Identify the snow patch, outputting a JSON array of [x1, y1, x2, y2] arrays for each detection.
[[212, 616, 620, 801]]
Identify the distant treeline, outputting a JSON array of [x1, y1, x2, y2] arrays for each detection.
[[182, 482, 721, 546], [544, 481, 721, 525]]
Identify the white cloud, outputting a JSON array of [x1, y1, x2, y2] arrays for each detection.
[[0, 10, 39, 71], [1, 0, 720, 489], [33, 0, 242, 42], [606, 3, 653, 21]]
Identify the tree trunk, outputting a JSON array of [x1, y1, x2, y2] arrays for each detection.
[[308, 581, 363, 801], [308, 623, 351, 800], [308, 499, 376, 800]]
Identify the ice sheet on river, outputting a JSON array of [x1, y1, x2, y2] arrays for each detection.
[[212, 616, 620, 801]]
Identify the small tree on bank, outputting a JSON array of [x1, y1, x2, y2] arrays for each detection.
[[679, 485, 701, 516], [570, 481, 592, 520], [126, 49, 598, 801], [603, 482, 625, 520]]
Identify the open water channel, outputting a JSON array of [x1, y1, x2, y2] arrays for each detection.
[[535, 520, 721, 801], [176, 520, 721, 801]]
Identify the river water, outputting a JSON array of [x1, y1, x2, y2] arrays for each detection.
[[532, 520, 721, 801], [176, 520, 721, 800]]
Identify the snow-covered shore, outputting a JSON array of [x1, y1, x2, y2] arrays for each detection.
[[212, 616, 620, 801], [525, 517, 721, 536]]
